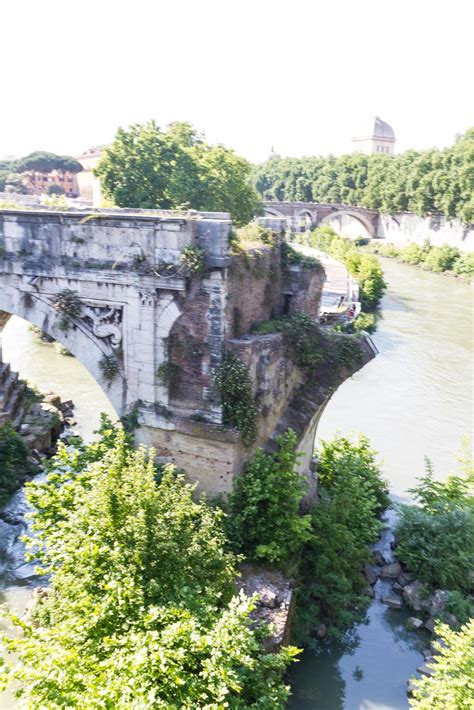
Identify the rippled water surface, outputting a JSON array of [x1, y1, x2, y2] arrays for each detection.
[[0, 258, 472, 708]]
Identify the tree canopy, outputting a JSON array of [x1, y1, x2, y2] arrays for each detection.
[[252, 128, 474, 224], [14, 151, 83, 174], [95, 120, 262, 225], [0, 419, 297, 707]]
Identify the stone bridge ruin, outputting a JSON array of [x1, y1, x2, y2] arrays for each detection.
[[0, 207, 375, 495]]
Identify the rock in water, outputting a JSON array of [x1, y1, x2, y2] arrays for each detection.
[[380, 562, 402, 579], [382, 595, 403, 609], [407, 617, 424, 630]]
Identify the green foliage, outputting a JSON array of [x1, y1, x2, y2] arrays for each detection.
[[397, 242, 429, 265], [52, 289, 82, 331], [422, 244, 460, 272], [339, 312, 377, 334], [251, 312, 363, 372], [280, 241, 323, 271], [95, 120, 262, 225], [369, 240, 474, 279], [442, 591, 474, 627], [452, 251, 474, 277], [227, 430, 311, 565], [253, 128, 474, 224], [99, 353, 121, 384], [0, 421, 298, 707], [251, 313, 324, 368], [295, 434, 389, 641], [42, 193, 69, 210], [307, 226, 386, 308], [231, 222, 279, 252], [409, 620, 474, 709], [0, 423, 36, 504], [395, 456, 474, 593], [213, 354, 258, 446], [180, 244, 205, 274], [14, 151, 82, 174], [47, 183, 65, 196]]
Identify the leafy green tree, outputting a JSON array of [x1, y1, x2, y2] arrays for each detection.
[[228, 429, 311, 564], [15, 151, 82, 174], [295, 434, 389, 641], [252, 128, 474, 224], [395, 457, 474, 593], [410, 620, 474, 709], [1, 419, 298, 707], [95, 120, 261, 225]]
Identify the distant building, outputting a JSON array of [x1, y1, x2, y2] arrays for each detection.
[[21, 169, 79, 197], [76, 146, 106, 204], [352, 117, 396, 155]]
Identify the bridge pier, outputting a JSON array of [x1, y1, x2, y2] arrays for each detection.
[[0, 207, 375, 496]]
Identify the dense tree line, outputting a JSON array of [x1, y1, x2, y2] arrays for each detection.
[[95, 121, 262, 225], [252, 128, 474, 224]]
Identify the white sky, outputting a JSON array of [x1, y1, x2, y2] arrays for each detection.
[[1, 0, 473, 163]]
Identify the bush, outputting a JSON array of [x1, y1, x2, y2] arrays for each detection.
[[307, 227, 386, 309], [294, 434, 389, 641], [452, 251, 474, 277], [399, 242, 428, 265], [0, 423, 36, 504], [410, 620, 474, 709], [395, 458, 474, 593], [1, 420, 298, 707], [228, 429, 311, 565], [396, 507, 473, 592], [353, 312, 377, 333], [422, 244, 460, 272]]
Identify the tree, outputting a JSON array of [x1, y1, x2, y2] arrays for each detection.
[[410, 621, 474, 709], [15, 151, 82, 174], [251, 128, 474, 224], [95, 120, 262, 225], [0, 419, 298, 707]]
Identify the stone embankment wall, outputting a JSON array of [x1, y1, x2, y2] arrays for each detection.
[[377, 213, 474, 253]]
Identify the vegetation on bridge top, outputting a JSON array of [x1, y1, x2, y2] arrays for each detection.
[[95, 120, 262, 225]]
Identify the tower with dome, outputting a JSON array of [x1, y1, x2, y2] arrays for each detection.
[[352, 117, 396, 155]]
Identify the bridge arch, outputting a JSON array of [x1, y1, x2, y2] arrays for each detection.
[[0, 283, 124, 415], [263, 207, 285, 219], [295, 209, 316, 231], [319, 210, 375, 238]]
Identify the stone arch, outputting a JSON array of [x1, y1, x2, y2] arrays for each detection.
[[320, 210, 375, 238], [295, 209, 316, 231], [0, 282, 123, 415], [263, 207, 285, 219]]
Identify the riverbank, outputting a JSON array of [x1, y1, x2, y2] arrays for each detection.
[[366, 240, 474, 282]]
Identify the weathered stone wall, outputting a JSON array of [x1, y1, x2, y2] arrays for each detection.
[[226, 248, 282, 337], [227, 333, 300, 448], [377, 213, 474, 253], [282, 264, 326, 319]]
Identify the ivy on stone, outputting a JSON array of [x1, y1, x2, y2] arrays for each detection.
[[52, 289, 82, 332], [213, 354, 258, 447]]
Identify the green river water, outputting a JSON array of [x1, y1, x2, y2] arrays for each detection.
[[0, 257, 472, 708]]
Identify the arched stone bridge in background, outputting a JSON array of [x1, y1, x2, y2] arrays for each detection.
[[263, 201, 379, 239], [0, 207, 374, 496]]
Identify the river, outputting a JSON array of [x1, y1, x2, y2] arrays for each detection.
[[0, 257, 472, 708]]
